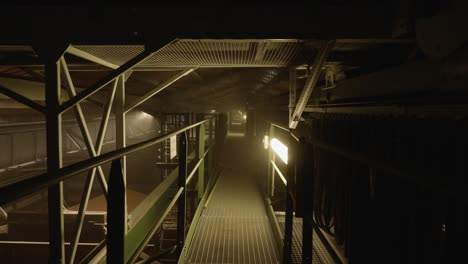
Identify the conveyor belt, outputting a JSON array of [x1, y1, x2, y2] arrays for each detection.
[[185, 136, 280, 263]]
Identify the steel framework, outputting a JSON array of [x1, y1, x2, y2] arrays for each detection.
[[0, 43, 227, 264], [0, 38, 349, 263]]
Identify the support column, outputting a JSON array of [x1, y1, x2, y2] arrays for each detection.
[[283, 133, 295, 264], [283, 186, 294, 264], [303, 216, 313, 264], [107, 159, 125, 264], [45, 59, 65, 264], [289, 69, 296, 126], [177, 131, 188, 256], [115, 74, 128, 233], [300, 140, 314, 264]]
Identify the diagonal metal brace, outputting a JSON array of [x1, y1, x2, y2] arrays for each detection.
[[124, 68, 196, 114], [289, 40, 335, 129], [59, 50, 152, 113], [66, 45, 119, 69], [0, 84, 46, 113]]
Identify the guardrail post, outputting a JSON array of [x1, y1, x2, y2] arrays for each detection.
[[196, 118, 205, 199], [299, 139, 314, 264], [268, 124, 275, 197], [209, 117, 214, 145], [283, 134, 295, 264], [283, 185, 294, 264], [107, 159, 125, 264], [115, 75, 128, 233], [45, 55, 65, 264], [207, 118, 214, 181], [177, 131, 188, 256], [214, 115, 221, 163]]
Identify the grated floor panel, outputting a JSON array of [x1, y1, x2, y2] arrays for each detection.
[[185, 136, 280, 264], [277, 216, 335, 264]]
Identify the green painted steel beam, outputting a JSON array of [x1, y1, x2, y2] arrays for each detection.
[[95, 165, 180, 264], [178, 167, 221, 264]]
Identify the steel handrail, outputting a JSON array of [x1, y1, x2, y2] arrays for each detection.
[[0, 118, 215, 205]]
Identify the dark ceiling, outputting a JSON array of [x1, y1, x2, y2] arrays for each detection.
[[0, 38, 416, 117], [0, 1, 439, 119]]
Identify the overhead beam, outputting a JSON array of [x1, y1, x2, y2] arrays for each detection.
[[12, 64, 190, 72], [289, 40, 334, 129], [124, 68, 195, 114], [66, 45, 119, 69], [0, 75, 106, 108], [0, 84, 46, 113], [304, 103, 468, 116], [59, 50, 154, 114]]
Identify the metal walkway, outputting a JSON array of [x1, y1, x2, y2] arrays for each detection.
[[185, 134, 280, 264], [276, 216, 336, 264]]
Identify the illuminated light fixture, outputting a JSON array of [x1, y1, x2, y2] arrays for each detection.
[[243, 114, 247, 120], [271, 138, 288, 164], [211, 109, 216, 113], [263, 135, 269, 149]]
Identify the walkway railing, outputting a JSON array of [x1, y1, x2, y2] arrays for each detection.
[[265, 122, 298, 263], [0, 114, 228, 264], [265, 122, 341, 264]]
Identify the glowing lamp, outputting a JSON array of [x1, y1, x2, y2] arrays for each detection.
[[270, 138, 288, 164]]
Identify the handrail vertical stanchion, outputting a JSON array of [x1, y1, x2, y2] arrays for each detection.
[[214, 115, 220, 164], [45, 55, 65, 264], [115, 74, 128, 234], [269, 124, 275, 197], [299, 138, 313, 263], [107, 159, 125, 264], [283, 133, 294, 264], [177, 131, 188, 256], [196, 116, 205, 199], [266, 124, 271, 197], [207, 118, 214, 182]]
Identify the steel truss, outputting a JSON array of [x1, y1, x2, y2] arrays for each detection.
[[0, 43, 224, 264], [289, 40, 335, 129]]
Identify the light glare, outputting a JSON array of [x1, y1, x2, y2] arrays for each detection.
[[271, 138, 288, 164], [263, 135, 269, 149]]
